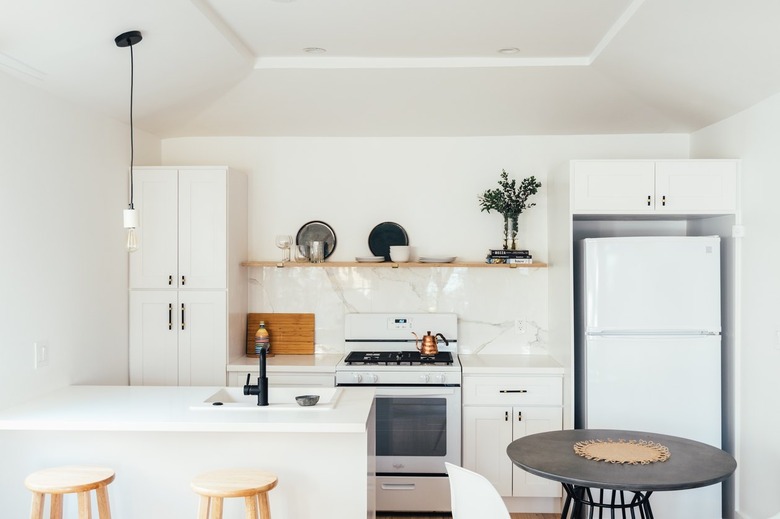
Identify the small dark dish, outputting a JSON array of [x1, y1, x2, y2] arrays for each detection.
[[295, 394, 320, 406], [368, 222, 408, 261], [296, 221, 337, 259]]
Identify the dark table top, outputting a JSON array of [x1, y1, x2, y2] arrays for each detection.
[[506, 429, 736, 493]]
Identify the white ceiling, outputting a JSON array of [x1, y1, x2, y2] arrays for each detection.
[[2, 0, 780, 137]]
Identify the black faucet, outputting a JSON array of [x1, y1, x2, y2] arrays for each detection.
[[243, 346, 269, 406]]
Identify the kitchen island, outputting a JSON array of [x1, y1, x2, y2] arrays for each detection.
[[0, 385, 375, 519]]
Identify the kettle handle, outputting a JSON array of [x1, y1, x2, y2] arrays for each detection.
[[411, 331, 421, 351], [435, 333, 449, 346]]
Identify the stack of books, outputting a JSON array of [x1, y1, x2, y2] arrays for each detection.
[[485, 249, 533, 264]]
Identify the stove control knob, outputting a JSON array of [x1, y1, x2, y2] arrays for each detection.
[[420, 374, 430, 383], [353, 373, 363, 383], [369, 373, 379, 383], [435, 373, 446, 384]]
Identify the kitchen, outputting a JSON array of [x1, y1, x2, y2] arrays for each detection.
[[1, 2, 780, 519]]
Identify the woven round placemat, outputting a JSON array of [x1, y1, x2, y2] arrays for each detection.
[[573, 438, 670, 465]]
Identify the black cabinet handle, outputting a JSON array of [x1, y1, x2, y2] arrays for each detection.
[[181, 303, 185, 330], [499, 389, 528, 394], [647, 195, 652, 206], [168, 275, 173, 286], [168, 303, 172, 330]]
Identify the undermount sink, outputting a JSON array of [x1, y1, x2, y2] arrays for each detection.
[[191, 387, 343, 410]]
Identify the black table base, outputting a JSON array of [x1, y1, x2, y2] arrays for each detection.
[[561, 484, 654, 519]]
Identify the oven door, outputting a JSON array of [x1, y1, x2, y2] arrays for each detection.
[[374, 386, 461, 475]]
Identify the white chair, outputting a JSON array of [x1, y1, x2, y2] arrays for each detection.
[[445, 462, 511, 519]]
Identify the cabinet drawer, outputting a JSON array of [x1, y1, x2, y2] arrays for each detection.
[[463, 375, 562, 406]]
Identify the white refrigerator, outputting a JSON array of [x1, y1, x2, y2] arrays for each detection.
[[575, 236, 723, 519]]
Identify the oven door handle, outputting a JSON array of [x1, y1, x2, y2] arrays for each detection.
[[373, 386, 460, 397], [380, 483, 416, 491]]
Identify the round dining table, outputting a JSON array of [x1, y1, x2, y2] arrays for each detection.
[[506, 429, 736, 519]]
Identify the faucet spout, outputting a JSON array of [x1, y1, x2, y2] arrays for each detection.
[[243, 346, 269, 406]]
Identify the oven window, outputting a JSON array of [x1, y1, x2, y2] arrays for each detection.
[[376, 397, 447, 457]]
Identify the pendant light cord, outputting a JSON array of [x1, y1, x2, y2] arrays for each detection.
[[129, 41, 135, 210]]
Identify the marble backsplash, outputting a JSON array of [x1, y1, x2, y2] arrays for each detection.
[[248, 266, 548, 355]]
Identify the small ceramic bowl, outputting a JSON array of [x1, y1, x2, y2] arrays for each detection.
[[295, 394, 320, 406]]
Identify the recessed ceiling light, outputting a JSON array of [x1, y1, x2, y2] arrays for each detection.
[[498, 47, 521, 55], [303, 47, 327, 54]]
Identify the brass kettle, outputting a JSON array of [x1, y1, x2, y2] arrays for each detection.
[[412, 330, 449, 356]]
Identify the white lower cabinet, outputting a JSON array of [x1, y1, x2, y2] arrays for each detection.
[[462, 374, 563, 499], [130, 290, 227, 386]]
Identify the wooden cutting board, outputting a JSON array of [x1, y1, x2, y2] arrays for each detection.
[[246, 313, 315, 357]]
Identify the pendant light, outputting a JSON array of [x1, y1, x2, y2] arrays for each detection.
[[115, 30, 143, 252]]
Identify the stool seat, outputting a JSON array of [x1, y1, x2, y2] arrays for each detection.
[[191, 469, 277, 519], [25, 466, 115, 519]]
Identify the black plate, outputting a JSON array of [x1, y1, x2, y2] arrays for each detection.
[[368, 222, 408, 261], [296, 220, 337, 259]]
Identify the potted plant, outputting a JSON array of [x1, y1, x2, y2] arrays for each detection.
[[478, 169, 541, 250]]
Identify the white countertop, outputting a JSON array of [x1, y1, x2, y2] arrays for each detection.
[[459, 354, 564, 375], [227, 354, 343, 372], [0, 385, 373, 434]]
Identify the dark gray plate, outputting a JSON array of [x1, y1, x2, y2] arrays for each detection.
[[368, 222, 408, 261], [296, 220, 337, 258]]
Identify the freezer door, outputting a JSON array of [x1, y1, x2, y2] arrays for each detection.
[[582, 334, 722, 518], [583, 236, 721, 333]]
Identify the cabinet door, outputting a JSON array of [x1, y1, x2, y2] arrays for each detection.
[[129, 291, 178, 385], [654, 160, 737, 213], [178, 291, 227, 386], [178, 169, 227, 289], [129, 169, 178, 288], [462, 406, 513, 496], [572, 161, 655, 213], [511, 407, 562, 497]]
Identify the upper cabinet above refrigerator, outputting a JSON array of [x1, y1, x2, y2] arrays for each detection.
[[571, 159, 738, 215]]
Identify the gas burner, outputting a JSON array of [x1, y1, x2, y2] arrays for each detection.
[[344, 350, 454, 366]]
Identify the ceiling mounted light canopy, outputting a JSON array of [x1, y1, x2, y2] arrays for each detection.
[[115, 30, 142, 252]]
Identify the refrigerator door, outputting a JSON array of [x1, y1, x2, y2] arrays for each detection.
[[583, 236, 721, 333], [583, 334, 722, 518]]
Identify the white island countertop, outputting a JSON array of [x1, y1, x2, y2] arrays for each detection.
[[0, 385, 373, 434], [459, 354, 564, 374]]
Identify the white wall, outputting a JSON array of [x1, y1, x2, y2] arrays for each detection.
[[162, 135, 688, 263], [692, 92, 780, 519], [0, 71, 160, 409]]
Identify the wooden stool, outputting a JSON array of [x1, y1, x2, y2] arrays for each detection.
[[25, 466, 115, 519], [191, 469, 277, 519]]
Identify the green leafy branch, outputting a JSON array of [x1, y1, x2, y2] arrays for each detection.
[[478, 169, 541, 218]]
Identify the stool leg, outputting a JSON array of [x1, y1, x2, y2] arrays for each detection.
[[29, 492, 44, 519], [49, 494, 63, 519], [244, 494, 259, 519], [209, 496, 224, 519], [197, 496, 211, 519], [96, 485, 112, 519], [258, 491, 271, 519], [77, 491, 92, 519]]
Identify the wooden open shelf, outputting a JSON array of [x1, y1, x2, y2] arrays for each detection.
[[240, 261, 547, 269]]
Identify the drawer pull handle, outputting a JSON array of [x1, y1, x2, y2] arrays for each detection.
[[381, 483, 415, 491], [647, 195, 652, 206], [499, 389, 528, 393], [505, 411, 509, 421]]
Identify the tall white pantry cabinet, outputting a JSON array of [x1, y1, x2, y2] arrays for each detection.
[[129, 166, 247, 386]]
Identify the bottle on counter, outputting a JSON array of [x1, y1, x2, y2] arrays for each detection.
[[255, 321, 270, 355]]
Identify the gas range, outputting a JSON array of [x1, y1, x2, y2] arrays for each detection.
[[336, 312, 462, 512]]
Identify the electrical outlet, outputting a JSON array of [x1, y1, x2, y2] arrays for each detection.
[[34, 341, 49, 369], [514, 320, 526, 334]]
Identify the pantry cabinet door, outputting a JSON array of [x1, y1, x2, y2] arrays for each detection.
[[177, 291, 227, 386], [462, 406, 513, 496], [178, 169, 227, 289], [129, 169, 178, 288], [654, 160, 738, 213], [572, 161, 656, 213], [129, 291, 178, 385]]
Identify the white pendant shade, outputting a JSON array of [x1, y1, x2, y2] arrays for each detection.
[[123, 208, 139, 229]]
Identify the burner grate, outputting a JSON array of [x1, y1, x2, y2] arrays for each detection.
[[344, 350, 453, 366]]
